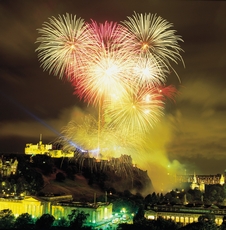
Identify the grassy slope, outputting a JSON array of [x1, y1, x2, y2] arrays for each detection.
[[40, 171, 104, 202], [39, 166, 153, 201]]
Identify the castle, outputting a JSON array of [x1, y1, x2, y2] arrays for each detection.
[[25, 135, 74, 158]]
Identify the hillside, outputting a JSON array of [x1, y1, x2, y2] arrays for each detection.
[[7, 153, 154, 200], [40, 172, 104, 201], [39, 164, 154, 201]]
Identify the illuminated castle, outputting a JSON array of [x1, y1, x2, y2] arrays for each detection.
[[25, 135, 74, 158], [0, 156, 18, 177]]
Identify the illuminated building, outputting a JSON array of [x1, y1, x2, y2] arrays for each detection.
[[25, 135, 74, 158], [145, 205, 226, 226], [176, 173, 225, 186], [176, 172, 226, 194], [0, 196, 43, 218], [190, 172, 205, 193], [0, 195, 113, 228], [0, 156, 18, 177], [52, 202, 113, 227]]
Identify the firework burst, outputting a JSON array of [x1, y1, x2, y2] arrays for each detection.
[[71, 20, 135, 106], [86, 20, 134, 53], [122, 12, 184, 78], [105, 85, 165, 135], [73, 49, 134, 106], [130, 55, 167, 88], [36, 13, 91, 79], [58, 115, 145, 158]]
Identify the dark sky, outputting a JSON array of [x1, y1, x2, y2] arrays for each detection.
[[0, 0, 226, 188]]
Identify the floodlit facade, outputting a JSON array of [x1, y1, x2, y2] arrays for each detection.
[[52, 202, 113, 225], [145, 205, 225, 226], [0, 196, 43, 218], [176, 173, 225, 185], [25, 137, 74, 158], [0, 195, 113, 227]]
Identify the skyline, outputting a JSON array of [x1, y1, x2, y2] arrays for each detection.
[[0, 0, 226, 191]]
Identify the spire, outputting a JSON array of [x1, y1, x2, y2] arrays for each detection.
[[39, 134, 42, 145], [193, 171, 197, 184]]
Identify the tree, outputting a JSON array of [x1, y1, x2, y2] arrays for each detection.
[[19, 164, 44, 194], [179, 214, 218, 230], [220, 215, 226, 230], [107, 187, 116, 195], [133, 206, 145, 223], [14, 213, 34, 229], [113, 198, 138, 214], [123, 190, 132, 198], [55, 172, 66, 182], [117, 223, 139, 230], [0, 209, 15, 229], [53, 217, 69, 228], [180, 221, 218, 230], [32, 155, 54, 175], [187, 188, 202, 203], [154, 216, 179, 230], [198, 214, 215, 223], [68, 209, 89, 229], [35, 213, 55, 229], [204, 184, 225, 203], [119, 217, 180, 230]]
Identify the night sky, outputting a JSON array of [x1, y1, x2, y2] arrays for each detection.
[[0, 0, 226, 190]]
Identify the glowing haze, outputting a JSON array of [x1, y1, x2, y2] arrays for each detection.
[[36, 12, 184, 192]]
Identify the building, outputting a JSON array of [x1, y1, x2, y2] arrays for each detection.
[[176, 173, 225, 186], [0, 196, 43, 218], [52, 201, 113, 228], [0, 195, 113, 229], [0, 156, 18, 177], [145, 204, 226, 226], [25, 135, 74, 158], [190, 172, 205, 193]]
